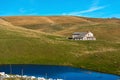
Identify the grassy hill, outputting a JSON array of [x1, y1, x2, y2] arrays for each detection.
[[0, 16, 120, 75]]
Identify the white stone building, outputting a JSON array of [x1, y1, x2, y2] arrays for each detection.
[[72, 31, 96, 40]]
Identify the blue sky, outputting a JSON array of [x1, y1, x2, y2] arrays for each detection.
[[0, 0, 120, 18]]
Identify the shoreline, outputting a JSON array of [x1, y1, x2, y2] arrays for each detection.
[[0, 64, 120, 76], [0, 72, 63, 80]]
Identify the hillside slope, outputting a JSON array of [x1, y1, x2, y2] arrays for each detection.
[[2, 16, 97, 34], [2, 16, 120, 37], [0, 16, 120, 75]]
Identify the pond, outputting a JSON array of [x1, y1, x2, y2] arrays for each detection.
[[0, 65, 119, 80]]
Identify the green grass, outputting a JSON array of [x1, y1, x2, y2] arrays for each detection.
[[0, 37, 119, 75], [0, 18, 120, 75]]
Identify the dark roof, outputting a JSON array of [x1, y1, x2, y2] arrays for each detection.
[[73, 32, 88, 37]]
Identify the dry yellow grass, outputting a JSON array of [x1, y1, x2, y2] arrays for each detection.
[[1, 16, 120, 38], [2, 16, 95, 25], [2, 16, 53, 25], [85, 17, 120, 24], [0, 18, 13, 26], [1, 16, 120, 40], [0, 18, 56, 38]]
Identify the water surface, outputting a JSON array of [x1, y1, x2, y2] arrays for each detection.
[[0, 65, 119, 80]]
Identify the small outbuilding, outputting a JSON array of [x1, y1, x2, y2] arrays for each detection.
[[72, 31, 96, 40]]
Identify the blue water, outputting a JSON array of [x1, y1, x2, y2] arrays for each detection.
[[0, 65, 119, 80]]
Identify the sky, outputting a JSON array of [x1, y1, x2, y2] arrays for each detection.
[[0, 0, 120, 18]]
